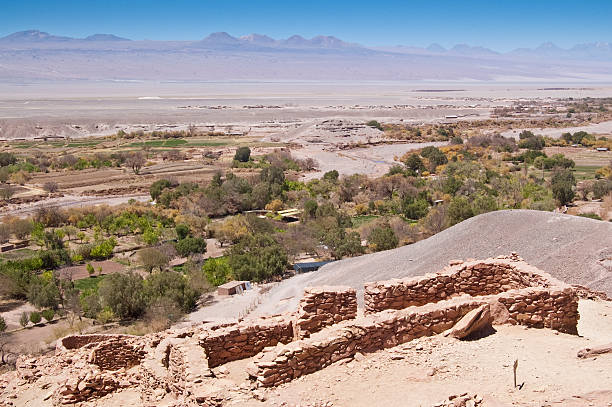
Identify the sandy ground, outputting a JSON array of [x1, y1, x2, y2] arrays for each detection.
[[2, 81, 611, 140], [225, 299, 612, 407], [181, 285, 267, 325]]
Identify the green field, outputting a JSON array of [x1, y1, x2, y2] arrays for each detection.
[[128, 139, 189, 148], [73, 275, 107, 292], [351, 215, 380, 228], [572, 165, 600, 181]]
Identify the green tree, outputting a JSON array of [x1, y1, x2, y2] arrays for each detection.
[[233, 146, 251, 163], [446, 196, 474, 226], [228, 234, 288, 282], [420, 146, 448, 171], [150, 179, 173, 201], [202, 257, 232, 286], [144, 271, 200, 312], [402, 197, 429, 220], [368, 224, 399, 252], [303, 199, 318, 220], [97, 272, 146, 319], [175, 237, 207, 257], [551, 169, 576, 206], [139, 248, 169, 273], [404, 154, 426, 175]]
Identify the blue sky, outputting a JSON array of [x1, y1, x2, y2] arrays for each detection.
[[1, 0, 611, 51]]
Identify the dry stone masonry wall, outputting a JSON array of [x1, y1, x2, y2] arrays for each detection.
[[0, 254, 583, 405], [364, 256, 555, 313], [253, 284, 579, 387], [294, 286, 357, 339], [90, 337, 147, 371], [199, 314, 294, 368]]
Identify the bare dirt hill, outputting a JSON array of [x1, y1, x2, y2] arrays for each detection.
[[254, 210, 612, 316]]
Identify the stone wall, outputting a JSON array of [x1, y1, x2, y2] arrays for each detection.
[[496, 287, 579, 334], [57, 334, 133, 352], [364, 257, 555, 313], [254, 297, 482, 387], [199, 314, 294, 368], [90, 337, 146, 371], [294, 286, 357, 339], [254, 286, 579, 387]]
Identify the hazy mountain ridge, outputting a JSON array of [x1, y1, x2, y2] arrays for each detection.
[[0, 30, 611, 81]]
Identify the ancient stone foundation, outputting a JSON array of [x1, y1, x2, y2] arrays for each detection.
[[0, 255, 583, 406], [198, 314, 294, 368], [294, 286, 357, 339], [253, 285, 578, 387], [364, 256, 553, 313]]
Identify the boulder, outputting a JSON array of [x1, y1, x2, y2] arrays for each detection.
[[444, 304, 492, 339]]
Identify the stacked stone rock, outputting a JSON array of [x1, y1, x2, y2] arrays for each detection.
[[198, 314, 294, 368], [254, 297, 482, 387], [254, 285, 579, 387], [496, 287, 579, 334], [364, 257, 555, 313], [90, 337, 147, 370], [57, 334, 133, 352], [59, 370, 127, 404], [294, 286, 357, 339]]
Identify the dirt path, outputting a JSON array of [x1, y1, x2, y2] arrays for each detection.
[[0, 194, 150, 217]]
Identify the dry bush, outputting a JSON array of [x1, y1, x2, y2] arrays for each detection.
[[43, 181, 60, 193]]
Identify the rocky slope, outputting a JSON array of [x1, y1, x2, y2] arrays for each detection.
[[254, 210, 612, 316]]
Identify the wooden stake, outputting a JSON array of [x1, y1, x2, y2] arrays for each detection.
[[513, 359, 518, 388]]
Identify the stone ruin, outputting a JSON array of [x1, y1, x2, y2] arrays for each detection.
[[0, 255, 582, 406]]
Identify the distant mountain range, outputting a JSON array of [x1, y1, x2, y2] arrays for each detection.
[[0, 30, 611, 81]]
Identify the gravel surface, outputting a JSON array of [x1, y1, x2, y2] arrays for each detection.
[[253, 210, 612, 316]]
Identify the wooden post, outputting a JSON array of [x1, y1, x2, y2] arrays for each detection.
[[513, 359, 518, 388]]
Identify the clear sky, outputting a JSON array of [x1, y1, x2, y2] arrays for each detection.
[[1, 0, 611, 51]]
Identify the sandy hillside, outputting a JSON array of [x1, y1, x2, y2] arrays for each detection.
[[254, 210, 612, 316]]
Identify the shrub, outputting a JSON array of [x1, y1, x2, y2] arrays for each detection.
[[202, 257, 232, 286], [29, 311, 41, 325], [41, 308, 55, 322], [19, 312, 29, 328], [366, 120, 383, 130], [323, 170, 339, 182], [96, 307, 116, 324], [43, 181, 60, 193], [175, 223, 190, 240], [0, 315, 6, 332], [578, 213, 603, 220], [144, 271, 200, 312], [233, 146, 251, 163], [86, 263, 95, 276]]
